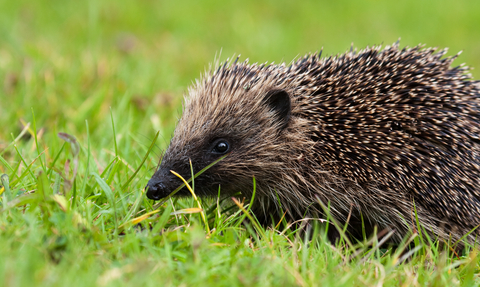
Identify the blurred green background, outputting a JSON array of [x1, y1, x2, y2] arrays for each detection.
[[0, 0, 479, 154]]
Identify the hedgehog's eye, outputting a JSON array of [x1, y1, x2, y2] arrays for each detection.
[[212, 140, 229, 154]]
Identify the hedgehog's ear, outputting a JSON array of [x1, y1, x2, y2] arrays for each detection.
[[263, 89, 291, 130]]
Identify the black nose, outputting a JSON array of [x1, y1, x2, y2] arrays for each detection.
[[145, 178, 168, 200]]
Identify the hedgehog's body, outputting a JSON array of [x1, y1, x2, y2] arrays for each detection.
[[147, 43, 480, 243]]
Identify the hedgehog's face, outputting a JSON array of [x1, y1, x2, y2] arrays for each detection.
[[145, 85, 292, 201]]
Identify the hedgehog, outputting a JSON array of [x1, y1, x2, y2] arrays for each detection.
[[146, 42, 480, 244]]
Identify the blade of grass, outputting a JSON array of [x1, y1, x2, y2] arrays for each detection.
[[92, 172, 118, 237], [231, 197, 267, 240], [57, 132, 80, 182], [1, 174, 10, 202], [31, 109, 47, 174], [80, 121, 91, 198], [170, 170, 210, 234], [120, 130, 159, 191], [46, 142, 66, 177], [9, 147, 49, 187], [0, 122, 30, 157], [0, 154, 15, 174], [234, 177, 256, 229]]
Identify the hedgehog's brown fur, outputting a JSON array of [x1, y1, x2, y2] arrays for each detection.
[[146, 43, 480, 244]]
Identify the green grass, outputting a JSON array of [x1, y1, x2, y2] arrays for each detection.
[[1, 0, 480, 286]]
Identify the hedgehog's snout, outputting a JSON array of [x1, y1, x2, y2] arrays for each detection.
[[145, 178, 169, 200]]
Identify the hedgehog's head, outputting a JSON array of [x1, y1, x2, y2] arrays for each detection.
[[146, 62, 304, 201]]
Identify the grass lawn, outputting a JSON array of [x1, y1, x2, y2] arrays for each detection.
[[1, 0, 480, 286]]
